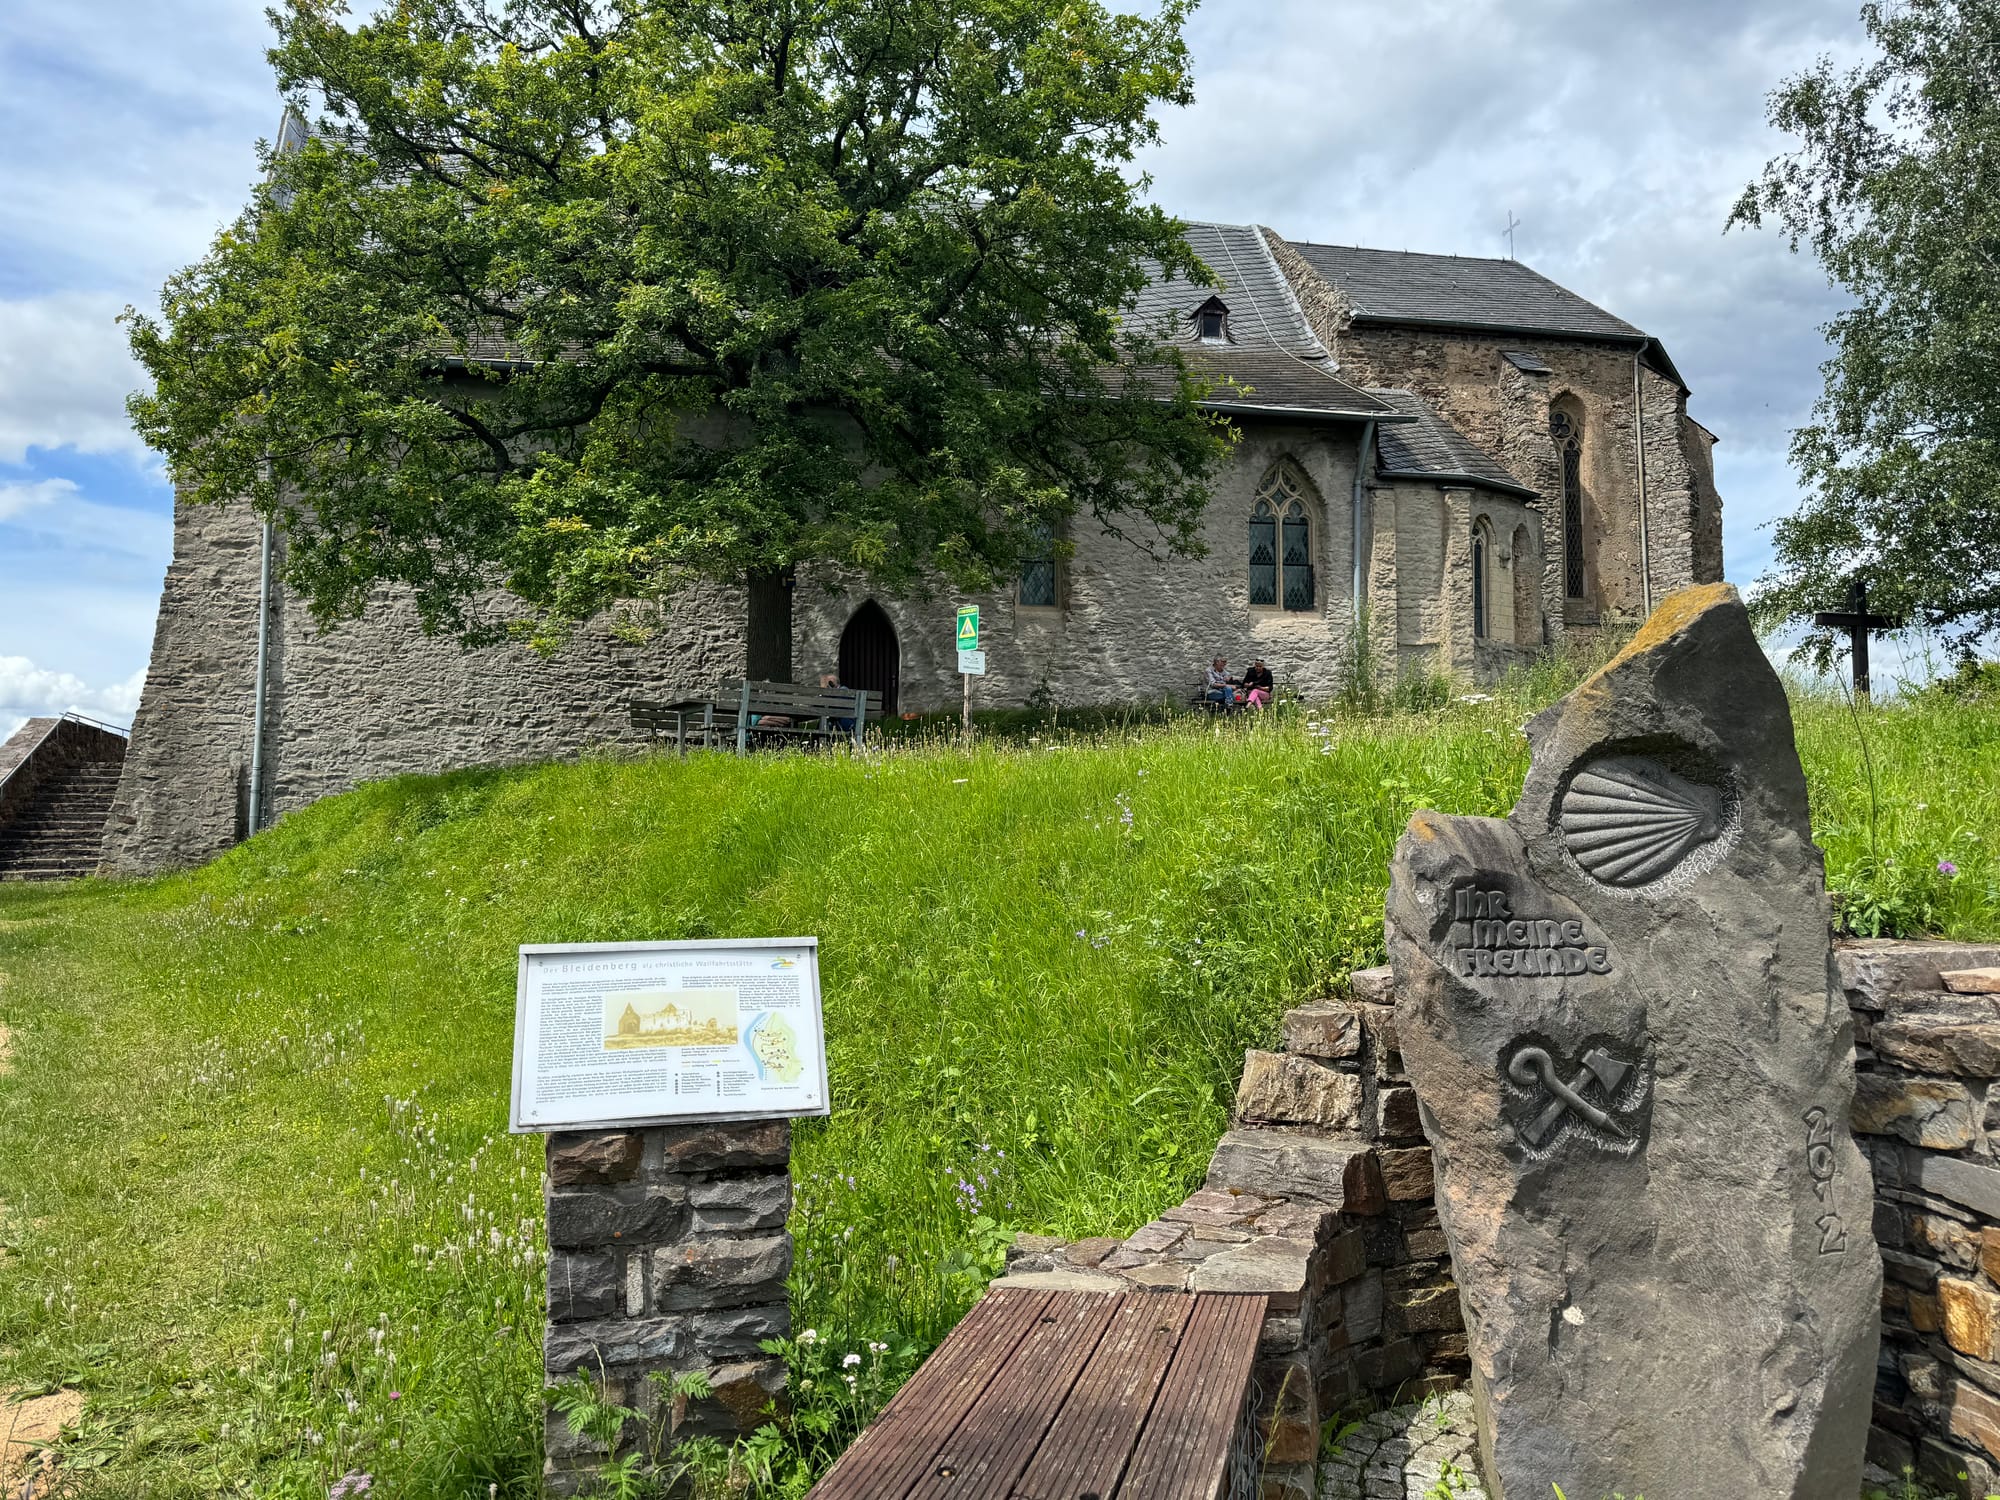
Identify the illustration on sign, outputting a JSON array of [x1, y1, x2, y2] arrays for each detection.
[[510, 937, 830, 1131], [955, 605, 980, 651]]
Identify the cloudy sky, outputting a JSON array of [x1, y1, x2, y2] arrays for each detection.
[[0, 0, 1870, 737]]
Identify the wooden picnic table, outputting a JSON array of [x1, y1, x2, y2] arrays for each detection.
[[806, 1287, 1269, 1500]]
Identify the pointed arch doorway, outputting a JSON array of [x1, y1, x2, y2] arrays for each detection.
[[838, 601, 900, 717]]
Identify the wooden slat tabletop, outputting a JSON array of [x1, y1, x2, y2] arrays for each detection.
[[805, 1288, 1270, 1500]]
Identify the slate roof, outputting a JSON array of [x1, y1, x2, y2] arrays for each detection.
[[1128, 222, 1326, 356], [1368, 390, 1535, 496], [1286, 242, 1644, 343], [1123, 222, 1407, 420]]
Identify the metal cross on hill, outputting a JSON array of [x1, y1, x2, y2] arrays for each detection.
[[1813, 579, 1902, 703]]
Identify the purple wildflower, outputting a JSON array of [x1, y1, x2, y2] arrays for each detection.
[[1940, 860, 1959, 876], [330, 1473, 373, 1499]]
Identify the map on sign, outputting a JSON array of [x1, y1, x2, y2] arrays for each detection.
[[956, 605, 979, 652], [510, 938, 829, 1131]]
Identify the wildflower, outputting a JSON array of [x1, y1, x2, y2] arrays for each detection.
[[843, 1352, 862, 1368], [799, 1328, 818, 1345], [868, 1341, 888, 1354], [388, 1390, 402, 1401], [1940, 860, 1960, 876]]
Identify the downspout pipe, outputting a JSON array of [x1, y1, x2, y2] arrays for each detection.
[[247, 517, 273, 836], [1352, 419, 1375, 626], [1632, 350, 1652, 616]]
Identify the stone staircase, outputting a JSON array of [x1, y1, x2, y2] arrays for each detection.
[[0, 717, 127, 881]]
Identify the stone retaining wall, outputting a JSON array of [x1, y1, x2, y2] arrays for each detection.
[[996, 968, 1464, 1500], [1845, 939, 2000, 1495], [541, 1121, 793, 1497]]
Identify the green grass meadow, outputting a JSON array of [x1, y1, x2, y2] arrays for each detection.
[[0, 681, 1994, 1497]]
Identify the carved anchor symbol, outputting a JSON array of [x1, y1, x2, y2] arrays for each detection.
[[1509, 1046, 1632, 1147]]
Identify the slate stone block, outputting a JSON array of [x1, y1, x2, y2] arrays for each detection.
[[1918, 1154, 2000, 1219], [1377, 1147, 1434, 1202], [544, 1316, 688, 1378], [1854, 1073, 1978, 1150], [549, 1131, 645, 1186], [652, 1233, 792, 1311], [546, 1185, 688, 1249], [548, 1251, 622, 1323], [1942, 1278, 2000, 1362], [1873, 1014, 2000, 1078], [1282, 1003, 1364, 1060], [1236, 1050, 1364, 1128], [653, 1119, 790, 1174], [690, 1303, 789, 1359], [688, 1172, 791, 1233], [1189, 1236, 1312, 1312], [1378, 1085, 1424, 1141], [1205, 1130, 1385, 1215]]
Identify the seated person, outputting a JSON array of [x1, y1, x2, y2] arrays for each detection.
[[1204, 657, 1238, 709], [821, 672, 857, 733], [1242, 658, 1274, 709]]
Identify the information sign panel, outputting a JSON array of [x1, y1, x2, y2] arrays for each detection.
[[510, 937, 830, 1132], [957, 649, 987, 676], [955, 605, 980, 652]]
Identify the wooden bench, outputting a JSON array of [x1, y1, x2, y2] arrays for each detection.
[[806, 1287, 1269, 1500], [631, 681, 882, 754]]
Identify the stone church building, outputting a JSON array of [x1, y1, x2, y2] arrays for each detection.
[[102, 221, 1723, 873]]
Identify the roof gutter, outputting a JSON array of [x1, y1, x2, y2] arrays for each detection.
[[1375, 466, 1537, 500], [1197, 400, 1416, 423]]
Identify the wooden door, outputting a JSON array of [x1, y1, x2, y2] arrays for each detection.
[[838, 601, 899, 717]]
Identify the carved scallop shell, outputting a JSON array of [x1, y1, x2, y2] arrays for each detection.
[[1559, 756, 1727, 888]]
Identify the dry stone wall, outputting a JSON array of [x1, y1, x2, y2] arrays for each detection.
[[541, 1121, 792, 1498], [995, 965, 1464, 1500], [1845, 939, 2000, 1495]]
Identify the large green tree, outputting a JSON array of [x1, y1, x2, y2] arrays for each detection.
[[128, 0, 1227, 671], [1732, 0, 2000, 663]]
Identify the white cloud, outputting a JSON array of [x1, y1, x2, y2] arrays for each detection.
[[0, 655, 145, 741], [0, 476, 172, 560], [0, 294, 155, 463]]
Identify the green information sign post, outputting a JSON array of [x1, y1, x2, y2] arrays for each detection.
[[954, 606, 980, 738]]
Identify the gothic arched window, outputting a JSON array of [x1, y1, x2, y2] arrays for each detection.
[[1249, 464, 1315, 611], [1551, 407, 1585, 599], [1018, 519, 1057, 608], [1472, 522, 1491, 639]]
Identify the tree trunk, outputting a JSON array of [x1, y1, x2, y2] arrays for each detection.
[[745, 567, 795, 683]]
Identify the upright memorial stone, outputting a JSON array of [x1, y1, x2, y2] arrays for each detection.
[[1385, 584, 1880, 1499]]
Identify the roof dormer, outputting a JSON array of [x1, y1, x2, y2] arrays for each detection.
[[1192, 295, 1231, 344]]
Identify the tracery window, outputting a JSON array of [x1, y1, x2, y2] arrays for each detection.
[[1018, 519, 1057, 608], [1472, 522, 1491, 639], [1551, 407, 1585, 599], [1249, 464, 1314, 611]]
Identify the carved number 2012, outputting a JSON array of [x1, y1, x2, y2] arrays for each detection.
[[1804, 1107, 1848, 1256]]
